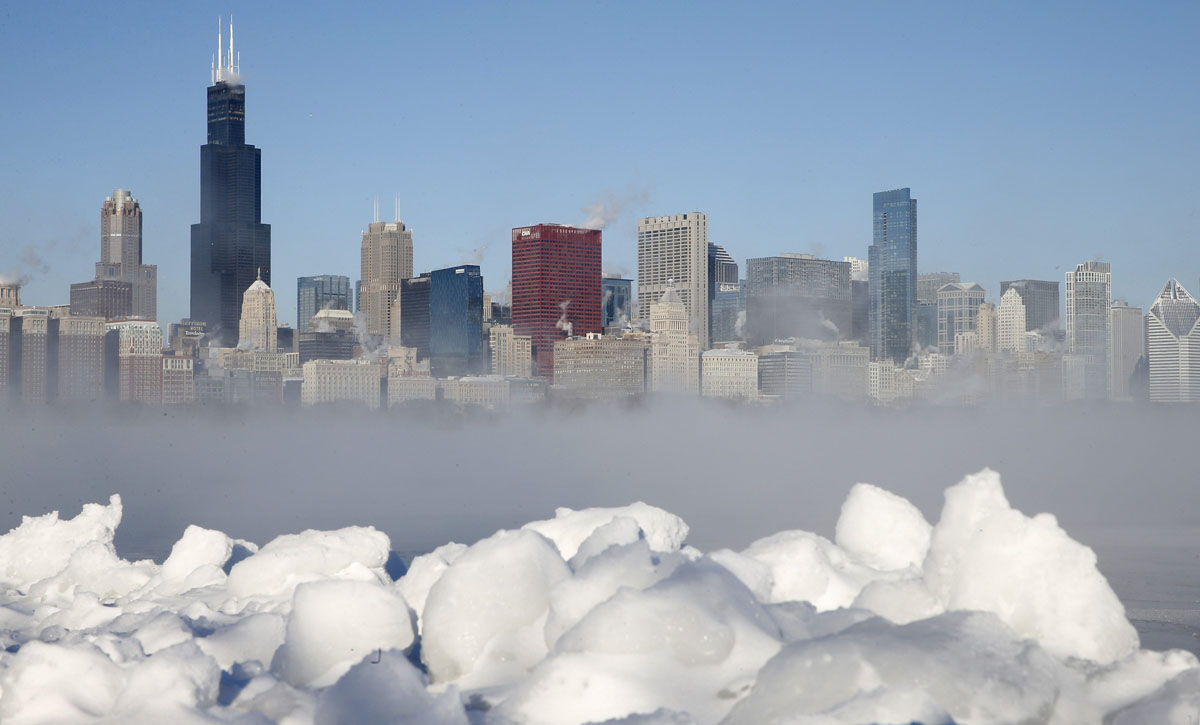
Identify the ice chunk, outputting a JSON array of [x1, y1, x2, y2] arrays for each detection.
[[315, 650, 468, 725], [160, 525, 233, 591], [834, 483, 931, 571], [272, 579, 415, 688], [523, 502, 689, 560], [225, 526, 392, 604], [739, 530, 874, 610], [724, 611, 1067, 724], [569, 515, 644, 567], [422, 528, 570, 685], [0, 495, 123, 592], [195, 611, 285, 671], [925, 469, 1139, 663], [496, 561, 782, 725], [395, 541, 467, 633]]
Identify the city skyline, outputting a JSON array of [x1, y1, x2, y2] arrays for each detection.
[[1, 3, 1197, 328]]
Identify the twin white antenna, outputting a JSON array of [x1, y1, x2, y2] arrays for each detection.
[[212, 16, 241, 84], [371, 195, 403, 224]]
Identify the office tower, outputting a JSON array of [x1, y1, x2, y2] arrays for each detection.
[[94, 189, 157, 320], [1065, 261, 1111, 399], [701, 348, 759, 400], [512, 224, 602, 377], [916, 302, 938, 350], [0, 283, 20, 308], [869, 361, 917, 405], [846, 258, 869, 343], [552, 333, 647, 399], [298, 309, 358, 364], [51, 316, 105, 402], [297, 275, 352, 332], [276, 325, 295, 353], [69, 279, 133, 320], [1000, 280, 1061, 333], [936, 283, 986, 353], [1108, 301, 1144, 401], [301, 359, 382, 409], [975, 303, 997, 353], [868, 189, 918, 362], [168, 320, 208, 357], [1146, 279, 1200, 403], [397, 276, 432, 359], [238, 272, 277, 352], [428, 265, 484, 377], [997, 288, 1029, 353], [745, 254, 851, 346], [162, 356, 196, 405], [648, 287, 700, 394], [490, 325, 533, 378], [917, 272, 960, 304], [0, 310, 9, 394], [106, 320, 163, 404], [9, 309, 50, 403], [190, 19, 272, 346], [360, 217, 413, 342], [637, 213, 709, 347], [602, 276, 633, 329], [758, 350, 812, 400], [708, 244, 740, 342], [811, 342, 870, 401]]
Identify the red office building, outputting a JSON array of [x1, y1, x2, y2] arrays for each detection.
[[512, 224, 602, 378]]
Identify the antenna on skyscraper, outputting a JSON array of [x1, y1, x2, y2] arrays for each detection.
[[217, 17, 223, 82], [373, 197, 380, 223], [229, 15, 234, 74], [395, 195, 400, 223]]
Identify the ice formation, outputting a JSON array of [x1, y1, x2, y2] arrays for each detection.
[[0, 470, 1196, 724]]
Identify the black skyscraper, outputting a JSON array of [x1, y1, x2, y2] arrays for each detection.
[[190, 19, 271, 346]]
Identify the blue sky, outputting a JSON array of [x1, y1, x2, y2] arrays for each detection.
[[1, 1, 1197, 327]]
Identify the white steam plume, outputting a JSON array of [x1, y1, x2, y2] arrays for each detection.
[[556, 300, 574, 337], [580, 187, 650, 230]]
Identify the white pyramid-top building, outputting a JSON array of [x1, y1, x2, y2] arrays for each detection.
[[238, 270, 278, 352], [1147, 278, 1200, 402]]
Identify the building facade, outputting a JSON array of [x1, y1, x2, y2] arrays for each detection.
[[745, 254, 851, 346], [190, 21, 272, 346], [360, 220, 413, 342], [162, 356, 196, 405], [552, 333, 647, 399], [302, 359, 382, 409], [70, 279, 133, 320], [1065, 261, 1111, 400], [10, 309, 51, 404], [936, 282, 986, 354], [637, 213, 709, 347], [52, 315, 105, 402], [1146, 279, 1200, 403], [701, 348, 758, 400], [648, 288, 700, 394], [708, 244, 740, 343], [107, 320, 163, 404], [1000, 280, 1061, 333], [512, 224, 602, 378], [868, 189, 918, 363], [917, 272, 960, 304], [428, 265, 484, 377], [297, 275, 352, 333], [1108, 301, 1144, 401], [997, 288, 1029, 353], [95, 189, 157, 320], [490, 324, 533, 378], [238, 273, 278, 352], [602, 276, 633, 329]]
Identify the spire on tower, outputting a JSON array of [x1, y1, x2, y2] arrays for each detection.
[[213, 15, 241, 84]]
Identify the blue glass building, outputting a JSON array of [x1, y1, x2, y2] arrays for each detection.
[[428, 265, 484, 377], [297, 275, 352, 332], [602, 276, 633, 328], [868, 189, 918, 362]]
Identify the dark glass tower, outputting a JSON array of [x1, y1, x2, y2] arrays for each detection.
[[868, 188, 917, 363], [190, 20, 271, 346]]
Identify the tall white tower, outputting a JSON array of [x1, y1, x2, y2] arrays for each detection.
[[238, 270, 278, 352], [1108, 301, 1144, 401], [1066, 260, 1111, 399], [997, 287, 1028, 353], [648, 285, 700, 393], [1146, 279, 1200, 402], [637, 213, 709, 348], [361, 213, 414, 343]]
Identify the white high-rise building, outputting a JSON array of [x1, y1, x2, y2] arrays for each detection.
[[107, 319, 163, 404], [997, 288, 1029, 353], [648, 287, 699, 394], [1146, 279, 1200, 403], [1108, 301, 1144, 401], [1066, 260, 1111, 399], [238, 272, 278, 352], [937, 282, 986, 353], [360, 216, 414, 342], [637, 213, 709, 347], [701, 347, 758, 400], [489, 325, 533, 378], [302, 359, 382, 409], [975, 302, 997, 353]]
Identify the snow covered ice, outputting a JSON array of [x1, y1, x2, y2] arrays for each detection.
[[0, 470, 1197, 723]]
